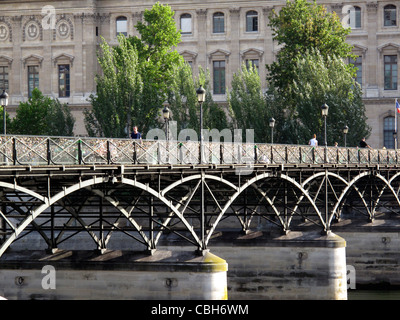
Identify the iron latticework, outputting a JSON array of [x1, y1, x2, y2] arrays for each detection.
[[0, 135, 400, 256]]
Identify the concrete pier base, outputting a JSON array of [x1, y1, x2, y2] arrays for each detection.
[[333, 218, 400, 288], [162, 230, 348, 300], [0, 250, 228, 300]]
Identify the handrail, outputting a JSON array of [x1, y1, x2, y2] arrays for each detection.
[[0, 135, 397, 166]]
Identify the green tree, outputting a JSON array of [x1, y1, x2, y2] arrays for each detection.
[[129, 1, 184, 133], [268, 49, 370, 146], [167, 63, 229, 136], [47, 99, 75, 136], [228, 63, 268, 143], [267, 0, 355, 96], [167, 61, 198, 131], [12, 88, 75, 136], [86, 34, 142, 137], [86, 2, 184, 137], [265, 0, 370, 146]]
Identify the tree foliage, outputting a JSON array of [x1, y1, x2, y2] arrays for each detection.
[[265, 0, 370, 146], [167, 62, 229, 136], [86, 34, 142, 137], [267, 0, 356, 96], [12, 88, 75, 136], [228, 63, 269, 143], [86, 2, 184, 138], [268, 49, 370, 146]]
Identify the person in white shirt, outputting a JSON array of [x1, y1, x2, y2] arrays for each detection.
[[309, 134, 318, 147]]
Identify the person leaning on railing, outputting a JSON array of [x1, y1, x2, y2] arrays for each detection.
[[359, 137, 372, 150]]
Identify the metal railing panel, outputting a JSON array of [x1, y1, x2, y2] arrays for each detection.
[[0, 135, 398, 166]]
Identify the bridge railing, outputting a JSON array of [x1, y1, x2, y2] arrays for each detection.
[[0, 135, 398, 166]]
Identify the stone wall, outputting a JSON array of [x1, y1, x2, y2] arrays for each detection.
[[335, 229, 400, 287], [0, 250, 228, 300]]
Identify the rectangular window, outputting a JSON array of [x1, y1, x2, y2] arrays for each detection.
[[350, 56, 362, 86], [384, 55, 398, 90], [384, 5, 397, 27], [246, 11, 258, 32], [246, 59, 259, 73], [58, 64, 70, 97], [384, 116, 395, 149], [180, 14, 192, 34], [348, 7, 361, 29], [28, 65, 39, 97], [116, 17, 128, 36], [213, 60, 225, 94], [213, 13, 225, 33], [0, 66, 8, 91]]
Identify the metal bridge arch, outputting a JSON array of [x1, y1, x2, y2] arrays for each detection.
[[205, 172, 326, 246], [0, 176, 209, 257], [328, 171, 400, 226]]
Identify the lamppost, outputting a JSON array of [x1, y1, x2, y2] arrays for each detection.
[[321, 103, 329, 233], [196, 84, 206, 254], [196, 85, 206, 164], [162, 106, 170, 141], [269, 117, 275, 144], [343, 125, 349, 148], [321, 103, 329, 147], [393, 130, 397, 151], [0, 90, 9, 135]]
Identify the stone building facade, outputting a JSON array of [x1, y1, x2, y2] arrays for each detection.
[[0, 0, 399, 148]]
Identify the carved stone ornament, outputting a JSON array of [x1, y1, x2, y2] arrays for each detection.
[[0, 23, 9, 41]]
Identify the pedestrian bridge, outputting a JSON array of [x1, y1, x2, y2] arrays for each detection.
[[0, 135, 399, 257]]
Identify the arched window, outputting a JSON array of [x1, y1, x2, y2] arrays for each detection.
[[116, 16, 128, 36], [246, 11, 258, 32], [384, 5, 397, 27], [384, 116, 396, 149], [348, 6, 361, 28], [213, 12, 225, 33], [180, 13, 192, 34]]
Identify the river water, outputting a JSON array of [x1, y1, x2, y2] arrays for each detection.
[[348, 289, 400, 300]]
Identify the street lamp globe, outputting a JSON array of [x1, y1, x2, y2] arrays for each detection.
[[196, 85, 206, 103], [269, 117, 275, 128], [0, 90, 8, 107], [162, 106, 170, 120], [320, 103, 329, 117]]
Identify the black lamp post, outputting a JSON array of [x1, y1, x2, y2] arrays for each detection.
[[196, 85, 206, 164], [393, 130, 397, 151], [196, 84, 206, 254], [343, 125, 349, 148], [269, 117, 275, 144], [321, 103, 329, 147], [0, 90, 9, 135], [162, 106, 170, 141]]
